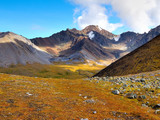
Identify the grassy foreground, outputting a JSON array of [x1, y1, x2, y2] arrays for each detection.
[[0, 64, 159, 119], [0, 73, 159, 120]]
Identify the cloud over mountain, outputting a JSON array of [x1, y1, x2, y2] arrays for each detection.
[[71, 0, 123, 32], [71, 0, 160, 33]]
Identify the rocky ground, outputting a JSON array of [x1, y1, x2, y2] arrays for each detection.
[[87, 70, 160, 117]]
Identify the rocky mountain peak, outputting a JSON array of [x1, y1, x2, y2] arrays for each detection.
[[0, 31, 14, 38], [82, 25, 103, 32], [82, 25, 117, 40]]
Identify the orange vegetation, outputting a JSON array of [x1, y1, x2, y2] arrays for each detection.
[[0, 73, 159, 119]]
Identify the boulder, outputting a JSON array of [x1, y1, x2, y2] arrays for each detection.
[[112, 90, 120, 95]]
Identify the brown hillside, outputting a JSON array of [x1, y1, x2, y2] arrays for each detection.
[[94, 35, 160, 77]]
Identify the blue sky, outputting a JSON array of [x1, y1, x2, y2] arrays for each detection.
[[0, 0, 76, 38], [0, 0, 159, 38]]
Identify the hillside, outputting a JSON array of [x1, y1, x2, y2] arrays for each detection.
[[0, 32, 52, 66], [94, 35, 160, 77]]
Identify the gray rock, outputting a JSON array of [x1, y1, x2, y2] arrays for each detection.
[[155, 110, 160, 114], [143, 85, 150, 89], [139, 95, 146, 99], [81, 118, 88, 120], [153, 104, 160, 109], [156, 87, 160, 90], [130, 77, 135, 80], [84, 99, 96, 104], [112, 90, 120, 95], [84, 96, 87, 99], [131, 80, 135, 83], [157, 93, 160, 96], [140, 79, 146, 82], [135, 80, 140, 82], [126, 93, 137, 99], [93, 111, 97, 114], [142, 103, 148, 107], [146, 102, 149, 105]]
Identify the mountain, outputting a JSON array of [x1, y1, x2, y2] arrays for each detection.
[[31, 25, 160, 65], [131, 25, 160, 50], [81, 25, 117, 46], [94, 35, 160, 77], [31, 25, 120, 64], [116, 25, 160, 51], [0, 32, 52, 66], [31, 25, 117, 53], [31, 25, 124, 64]]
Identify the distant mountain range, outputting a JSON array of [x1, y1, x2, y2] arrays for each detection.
[[31, 25, 160, 65], [0, 25, 160, 67], [0, 32, 52, 67], [94, 34, 160, 77]]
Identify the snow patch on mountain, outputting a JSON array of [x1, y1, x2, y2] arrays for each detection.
[[114, 35, 121, 41], [88, 31, 95, 40]]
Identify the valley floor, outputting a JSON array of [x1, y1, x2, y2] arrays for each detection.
[[0, 70, 160, 120]]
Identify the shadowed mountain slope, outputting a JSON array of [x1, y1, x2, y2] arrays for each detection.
[[94, 35, 160, 77], [59, 37, 115, 61]]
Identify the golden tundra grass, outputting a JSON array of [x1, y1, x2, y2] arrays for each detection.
[[0, 64, 159, 119], [0, 63, 105, 79], [0, 73, 159, 119]]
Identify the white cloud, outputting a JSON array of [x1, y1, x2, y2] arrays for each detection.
[[70, 0, 160, 33], [108, 0, 160, 33], [71, 0, 123, 32]]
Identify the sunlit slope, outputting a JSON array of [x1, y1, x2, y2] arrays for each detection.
[[0, 63, 105, 79], [95, 35, 160, 77]]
